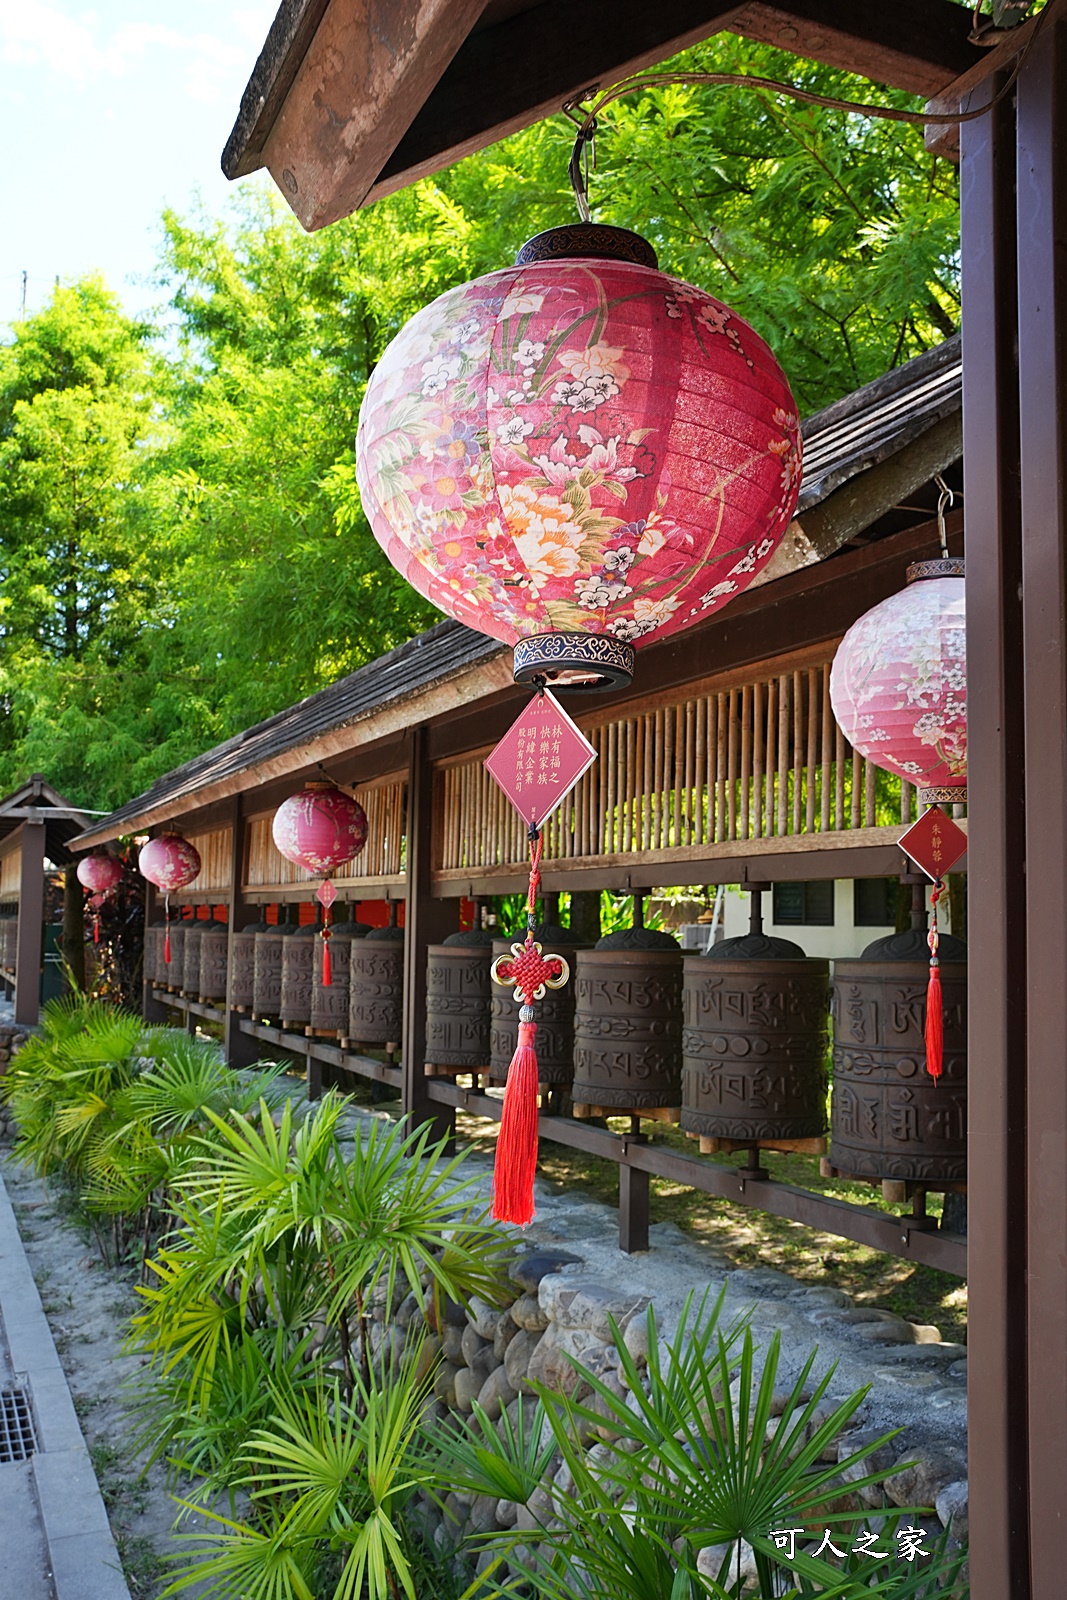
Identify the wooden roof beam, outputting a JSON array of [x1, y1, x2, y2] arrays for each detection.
[[224, 0, 984, 229]]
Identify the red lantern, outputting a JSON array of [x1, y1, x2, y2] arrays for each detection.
[[138, 835, 202, 964], [76, 851, 124, 945], [271, 783, 368, 985], [356, 225, 801, 691], [830, 556, 966, 1082]]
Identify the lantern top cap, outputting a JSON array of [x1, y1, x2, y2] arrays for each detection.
[[302, 780, 336, 792], [515, 223, 658, 270], [907, 557, 965, 583]]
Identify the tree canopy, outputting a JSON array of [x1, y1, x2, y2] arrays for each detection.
[[0, 37, 959, 811]]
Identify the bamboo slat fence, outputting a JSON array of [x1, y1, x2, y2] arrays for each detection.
[[244, 774, 407, 892], [436, 655, 919, 875], [0, 846, 21, 900], [171, 827, 233, 898]]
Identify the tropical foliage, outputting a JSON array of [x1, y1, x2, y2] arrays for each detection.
[[0, 36, 959, 808]]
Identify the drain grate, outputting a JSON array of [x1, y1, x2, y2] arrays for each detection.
[[0, 1382, 37, 1463]]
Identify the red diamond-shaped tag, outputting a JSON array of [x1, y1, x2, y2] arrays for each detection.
[[485, 689, 597, 828], [315, 879, 338, 910], [899, 805, 968, 883]]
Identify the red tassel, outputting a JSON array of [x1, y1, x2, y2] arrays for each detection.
[[164, 928, 171, 964], [493, 1020, 540, 1225], [925, 963, 943, 1082], [93, 916, 100, 945], [322, 934, 332, 987]]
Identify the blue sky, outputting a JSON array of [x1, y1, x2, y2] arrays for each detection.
[[1, 0, 278, 323]]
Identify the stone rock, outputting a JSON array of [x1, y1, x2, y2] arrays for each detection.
[[510, 1249, 583, 1294], [586, 1375, 628, 1441], [493, 1312, 519, 1361], [454, 1366, 482, 1413], [407, 1333, 443, 1386], [698, 1539, 758, 1587], [725, 1267, 797, 1297], [527, 1323, 613, 1397], [871, 1341, 966, 1365], [395, 1290, 420, 1328], [434, 1361, 462, 1406], [468, 1493, 500, 1535], [935, 1478, 969, 1543], [504, 1328, 543, 1392], [622, 1315, 650, 1368], [442, 1322, 467, 1363], [947, 1359, 969, 1382], [885, 1447, 969, 1510], [477, 1364, 517, 1420], [468, 1295, 509, 1342], [461, 1323, 490, 1368], [791, 1286, 853, 1309], [495, 1497, 519, 1528], [837, 1427, 901, 1508], [854, 1319, 923, 1345], [538, 1276, 650, 1339], [813, 1307, 901, 1328], [510, 1291, 549, 1332]]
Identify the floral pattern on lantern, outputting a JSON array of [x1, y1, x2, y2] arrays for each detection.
[[76, 853, 123, 896], [829, 572, 966, 790], [356, 259, 801, 650], [138, 835, 202, 893], [271, 784, 368, 875]]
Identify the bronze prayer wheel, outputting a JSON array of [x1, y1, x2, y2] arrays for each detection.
[[197, 920, 230, 1004], [231, 920, 268, 1009], [572, 926, 684, 1112], [490, 924, 585, 1087], [310, 919, 372, 1033], [2, 917, 18, 974], [348, 926, 405, 1047], [681, 936, 830, 1144], [253, 922, 297, 1018], [831, 928, 967, 1183], [280, 925, 318, 1028], [162, 917, 186, 985], [181, 918, 208, 995], [143, 922, 164, 988], [425, 928, 494, 1069]]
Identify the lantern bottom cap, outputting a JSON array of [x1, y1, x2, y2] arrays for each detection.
[[513, 632, 634, 691], [918, 785, 967, 806]]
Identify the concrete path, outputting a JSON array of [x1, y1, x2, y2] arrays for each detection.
[[0, 1170, 131, 1600]]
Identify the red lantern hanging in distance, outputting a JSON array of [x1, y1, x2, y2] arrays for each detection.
[[829, 554, 966, 1082], [271, 783, 368, 985], [76, 851, 123, 945], [138, 835, 202, 965], [356, 222, 803, 1226]]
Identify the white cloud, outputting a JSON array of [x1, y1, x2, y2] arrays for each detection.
[[0, 1, 276, 103]]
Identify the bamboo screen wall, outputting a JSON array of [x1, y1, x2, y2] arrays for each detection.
[[436, 653, 924, 875], [171, 827, 233, 898], [244, 775, 406, 891], [0, 846, 20, 900]]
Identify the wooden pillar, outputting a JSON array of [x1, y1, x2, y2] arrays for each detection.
[[1016, 22, 1067, 1589], [961, 16, 1067, 1594], [402, 727, 455, 1142], [14, 820, 45, 1026], [61, 863, 85, 993], [223, 797, 260, 1070]]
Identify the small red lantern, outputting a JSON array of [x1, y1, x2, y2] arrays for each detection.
[[271, 782, 368, 985], [830, 556, 966, 1082], [76, 851, 123, 945], [138, 835, 202, 964]]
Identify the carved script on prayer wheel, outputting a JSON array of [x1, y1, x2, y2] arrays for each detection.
[[425, 933, 493, 1068], [231, 921, 267, 1009], [1, 919, 17, 974], [143, 923, 164, 987], [348, 928, 405, 1045], [572, 947, 683, 1110], [181, 921, 205, 994], [197, 921, 230, 1002], [253, 924, 296, 1018], [490, 930, 582, 1086], [831, 936, 967, 1183], [681, 956, 829, 1142], [310, 921, 371, 1033], [163, 920, 186, 984], [280, 926, 317, 1026]]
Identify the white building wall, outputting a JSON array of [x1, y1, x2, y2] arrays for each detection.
[[675, 880, 951, 960]]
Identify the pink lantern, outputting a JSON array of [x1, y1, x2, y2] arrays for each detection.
[[77, 851, 124, 945], [138, 835, 202, 964], [356, 225, 801, 691], [272, 783, 368, 985], [829, 559, 966, 805]]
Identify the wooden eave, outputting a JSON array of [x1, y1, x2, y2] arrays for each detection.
[[222, 0, 987, 231]]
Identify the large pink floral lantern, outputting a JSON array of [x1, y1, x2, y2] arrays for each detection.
[[356, 224, 802, 689], [138, 835, 202, 964], [272, 782, 368, 984], [829, 558, 966, 805], [76, 851, 124, 945]]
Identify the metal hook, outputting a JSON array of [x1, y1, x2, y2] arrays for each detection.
[[933, 474, 955, 560]]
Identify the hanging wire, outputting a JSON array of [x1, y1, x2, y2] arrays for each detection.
[[934, 475, 957, 560], [566, 3, 1053, 217]]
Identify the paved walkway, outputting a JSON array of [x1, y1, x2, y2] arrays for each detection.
[[0, 1171, 130, 1600]]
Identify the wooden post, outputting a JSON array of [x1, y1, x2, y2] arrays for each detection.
[[62, 862, 85, 993], [402, 727, 455, 1143], [619, 1154, 650, 1254], [223, 795, 261, 1071], [14, 820, 45, 1026]]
